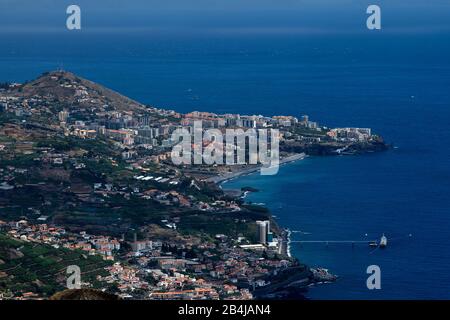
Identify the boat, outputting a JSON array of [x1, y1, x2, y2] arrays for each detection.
[[379, 234, 387, 248]]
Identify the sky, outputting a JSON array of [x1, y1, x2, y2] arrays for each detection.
[[0, 0, 450, 34]]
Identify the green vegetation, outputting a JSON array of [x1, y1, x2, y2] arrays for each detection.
[[0, 113, 18, 126], [291, 126, 326, 138], [177, 209, 265, 242], [0, 152, 37, 167], [0, 233, 111, 297]]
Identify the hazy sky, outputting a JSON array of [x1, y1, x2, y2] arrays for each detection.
[[1, 0, 449, 34]]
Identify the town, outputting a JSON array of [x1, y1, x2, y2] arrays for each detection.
[[0, 71, 387, 299], [1, 217, 299, 300]]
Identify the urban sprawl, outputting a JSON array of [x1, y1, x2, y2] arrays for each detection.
[[0, 71, 385, 299]]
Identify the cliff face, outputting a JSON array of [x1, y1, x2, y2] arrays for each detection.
[[252, 266, 312, 300]]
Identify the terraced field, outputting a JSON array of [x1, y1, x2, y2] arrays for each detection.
[[0, 233, 111, 298]]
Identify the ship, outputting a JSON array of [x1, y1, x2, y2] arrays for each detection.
[[379, 234, 387, 248]]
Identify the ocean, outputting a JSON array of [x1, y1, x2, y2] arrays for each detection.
[[1, 31, 449, 299]]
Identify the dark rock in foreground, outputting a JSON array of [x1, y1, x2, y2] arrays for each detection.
[[50, 289, 120, 300]]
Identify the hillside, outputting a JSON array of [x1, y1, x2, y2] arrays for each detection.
[[12, 70, 148, 114], [0, 71, 254, 239], [0, 233, 111, 299]]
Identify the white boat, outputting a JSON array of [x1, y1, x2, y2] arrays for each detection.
[[380, 234, 387, 248]]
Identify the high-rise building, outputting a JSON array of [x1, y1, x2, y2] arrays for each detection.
[[136, 127, 159, 144], [58, 110, 69, 123], [256, 220, 270, 244]]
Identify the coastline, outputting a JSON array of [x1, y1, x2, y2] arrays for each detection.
[[207, 152, 307, 185], [284, 228, 293, 258], [220, 154, 341, 297], [216, 153, 302, 261]]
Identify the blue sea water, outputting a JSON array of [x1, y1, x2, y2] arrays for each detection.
[[0, 31, 450, 299]]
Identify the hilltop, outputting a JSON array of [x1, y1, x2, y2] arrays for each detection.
[[12, 70, 148, 115]]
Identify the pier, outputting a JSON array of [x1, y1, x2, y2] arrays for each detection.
[[290, 240, 375, 244], [290, 234, 412, 248]]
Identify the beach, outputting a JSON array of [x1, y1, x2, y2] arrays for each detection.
[[206, 153, 306, 184]]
